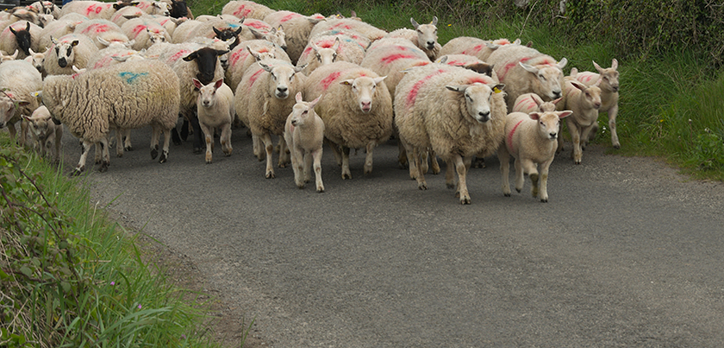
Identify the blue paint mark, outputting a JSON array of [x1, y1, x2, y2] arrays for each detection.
[[119, 72, 148, 84], [228, 23, 240, 28]]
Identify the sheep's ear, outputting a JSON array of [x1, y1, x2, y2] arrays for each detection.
[[410, 17, 419, 29], [11, 50, 18, 59], [32, 90, 42, 98], [29, 48, 35, 55], [111, 55, 130, 62], [182, 52, 198, 61], [592, 60, 603, 73], [51, 36, 58, 45], [9, 26, 16, 35], [432, 16, 438, 26], [485, 42, 499, 50], [611, 58, 618, 70], [276, 25, 283, 33], [294, 64, 307, 73], [123, 13, 142, 19], [520, 62, 538, 74], [295, 92, 303, 103], [552, 97, 562, 105], [465, 63, 493, 77], [570, 81, 586, 91], [513, 38, 522, 45], [71, 40, 79, 47], [258, 62, 273, 72], [250, 28, 264, 39], [214, 49, 229, 56], [247, 46, 261, 60], [26, 22, 30, 31], [309, 94, 322, 108], [492, 83, 505, 93], [234, 27, 242, 35], [557, 110, 573, 119], [445, 85, 469, 93], [225, 36, 236, 46], [192, 78, 203, 89], [569, 67, 578, 77], [556, 58, 567, 69], [528, 112, 541, 120], [594, 77, 603, 86], [340, 79, 355, 86], [373, 76, 387, 85], [437, 55, 448, 64], [213, 27, 222, 36], [332, 37, 341, 51], [98, 37, 110, 47], [22, 115, 32, 122], [17, 100, 30, 107], [214, 78, 224, 89]]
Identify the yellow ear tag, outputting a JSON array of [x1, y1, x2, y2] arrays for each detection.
[[493, 87, 502, 94]]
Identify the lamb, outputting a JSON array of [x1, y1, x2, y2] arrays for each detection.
[[308, 18, 387, 44], [438, 37, 520, 62], [557, 79, 602, 164], [303, 61, 393, 179], [394, 64, 506, 204], [60, 1, 117, 20], [571, 59, 621, 149], [224, 40, 289, 91], [0, 60, 43, 147], [0, 21, 43, 59], [74, 19, 131, 49], [221, 1, 275, 20], [121, 18, 172, 50], [23, 106, 63, 163], [263, 11, 326, 64], [512, 93, 560, 114], [297, 34, 366, 75], [283, 92, 325, 192], [384, 16, 440, 60], [192, 78, 234, 164], [23, 48, 46, 73], [485, 44, 567, 111], [41, 59, 180, 174], [43, 34, 98, 75], [498, 109, 572, 202], [234, 59, 306, 178]]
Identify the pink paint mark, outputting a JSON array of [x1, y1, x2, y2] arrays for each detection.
[[168, 49, 191, 64], [136, 1, 150, 9], [445, 60, 464, 66], [317, 40, 335, 48], [131, 24, 147, 38], [320, 71, 342, 91], [247, 68, 264, 90], [514, 96, 530, 110], [229, 49, 249, 68], [380, 54, 416, 65], [233, 5, 252, 18], [331, 23, 353, 30], [280, 13, 299, 23], [499, 57, 531, 81], [507, 119, 524, 154], [462, 44, 483, 55], [244, 19, 269, 30], [467, 76, 493, 85], [406, 69, 445, 107], [82, 23, 111, 34]]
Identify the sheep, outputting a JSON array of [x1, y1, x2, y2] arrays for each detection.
[[134, 0, 171, 17], [283, 92, 325, 192], [310, 29, 372, 55], [74, 19, 131, 49], [1, 50, 18, 62], [164, 0, 193, 19], [43, 34, 99, 75], [498, 109, 572, 202], [512, 93, 560, 114], [37, 17, 83, 51], [224, 40, 289, 92], [192, 77, 234, 164], [239, 19, 286, 50], [178, 18, 243, 46], [308, 18, 387, 45], [170, 18, 203, 43], [438, 37, 520, 62], [41, 59, 180, 174], [384, 16, 440, 60], [22, 105, 63, 163], [360, 37, 431, 99], [303, 61, 393, 180], [394, 64, 506, 204], [28, 1, 62, 19], [571, 59, 620, 149], [263, 11, 326, 64], [0, 60, 43, 147], [86, 43, 143, 70], [110, 5, 146, 27], [234, 59, 306, 178], [435, 54, 497, 79], [485, 44, 567, 111], [557, 79, 602, 164], [23, 48, 46, 73], [0, 21, 43, 59], [221, 1, 274, 21], [60, 1, 117, 20], [121, 18, 171, 50], [297, 34, 366, 75]]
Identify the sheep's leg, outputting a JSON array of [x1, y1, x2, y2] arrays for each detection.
[[53, 127, 63, 164], [326, 138, 342, 166], [520, 159, 539, 198], [277, 137, 289, 168], [429, 149, 440, 174], [567, 119, 583, 164], [73, 140, 94, 175], [190, 112, 204, 154], [98, 137, 110, 172], [94, 136, 104, 164], [363, 141, 375, 175], [199, 122, 214, 164], [556, 122, 565, 154], [498, 147, 511, 197], [115, 129, 124, 157], [608, 104, 620, 149], [453, 155, 470, 204], [291, 145, 304, 188], [159, 126, 171, 163], [538, 158, 553, 202], [445, 160, 456, 189], [397, 137, 408, 169], [150, 125, 161, 160], [311, 147, 324, 192], [303, 149, 312, 183], [252, 134, 265, 161], [18, 119, 28, 147], [413, 148, 427, 190], [341, 146, 351, 180], [220, 124, 232, 157], [579, 124, 595, 158], [399, 137, 418, 180], [261, 132, 275, 178], [123, 129, 132, 152]]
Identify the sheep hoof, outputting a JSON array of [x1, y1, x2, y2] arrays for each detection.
[[125, 145, 133, 152], [316, 186, 325, 193], [418, 183, 427, 190], [297, 184, 305, 189], [172, 128, 182, 145], [71, 167, 84, 176], [265, 171, 275, 179], [151, 149, 158, 159], [472, 158, 486, 168], [446, 183, 455, 189], [460, 197, 471, 205], [99, 161, 109, 173], [613, 144, 621, 149], [159, 152, 168, 163], [515, 188, 521, 193], [540, 198, 548, 203], [504, 193, 511, 197]]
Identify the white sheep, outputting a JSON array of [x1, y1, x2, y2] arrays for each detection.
[[221, 1, 275, 20], [485, 44, 567, 111], [23, 48, 46, 74], [28, 1, 62, 19], [438, 37, 520, 62], [110, 5, 146, 28], [121, 18, 172, 50], [571, 59, 620, 149], [0, 21, 43, 60], [557, 79, 602, 164], [60, 1, 117, 20], [224, 40, 289, 92], [134, 0, 171, 17], [297, 34, 367, 75], [37, 17, 84, 51], [384, 16, 440, 60], [1, 50, 18, 62], [308, 18, 387, 44], [283, 92, 325, 192], [74, 19, 131, 49], [170, 18, 203, 43], [498, 110, 572, 202], [263, 11, 325, 64], [360, 37, 431, 99], [239, 19, 286, 50], [303, 61, 393, 179], [394, 64, 506, 204], [0, 60, 43, 147], [512, 93, 560, 114], [23, 105, 63, 163], [234, 59, 306, 178], [43, 34, 99, 75], [192, 77, 235, 164], [41, 59, 180, 173], [435, 54, 497, 80]]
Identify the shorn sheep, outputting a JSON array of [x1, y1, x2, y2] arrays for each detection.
[[234, 59, 306, 178], [193, 78, 235, 164], [304, 61, 393, 179], [572, 59, 620, 149], [557, 79, 602, 164], [41, 59, 180, 174], [395, 64, 506, 204], [498, 110, 572, 203], [23, 105, 63, 163], [485, 44, 567, 111], [284, 92, 325, 192]]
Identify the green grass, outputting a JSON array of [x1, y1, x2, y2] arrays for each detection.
[[0, 139, 223, 347]]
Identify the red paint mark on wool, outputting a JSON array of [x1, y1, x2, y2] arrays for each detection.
[[507, 119, 524, 154], [467, 76, 492, 85], [499, 57, 530, 81], [514, 97, 530, 110], [320, 71, 342, 91], [136, 1, 149, 9], [462, 44, 483, 55], [168, 49, 191, 64], [331, 23, 352, 30], [82, 24, 110, 34], [244, 20, 269, 30], [280, 13, 299, 22], [248, 68, 265, 90], [228, 49, 247, 67], [445, 60, 464, 66], [380, 54, 416, 65], [94, 56, 113, 69], [233, 5, 252, 18], [406, 69, 445, 108], [131, 24, 147, 38], [318, 40, 335, 48]]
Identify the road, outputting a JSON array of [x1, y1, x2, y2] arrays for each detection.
[[63, 125, 724, 347]]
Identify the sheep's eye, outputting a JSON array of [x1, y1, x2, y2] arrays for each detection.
[[332, 53, 337, 61], [434, 30, 437, 34], [302, 110, 308, 115], [289, 73, 295, 81], [540, 121, 545, 126], [539, 75, 546, 81], [417, 29, 422, 34]]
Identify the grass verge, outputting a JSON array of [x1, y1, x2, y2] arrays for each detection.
[[0, 137, 222, 347]]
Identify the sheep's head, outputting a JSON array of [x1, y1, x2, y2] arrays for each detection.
[[248, 46, 276, 63], [289, 92, 321, 127], [259, 62, 303, 100], [169, 0, 189, 19], [341, 75, 387, 114], [151, 2, 170, 17], [23, 106, 54, 140], [52, 37, 79, 68], [250, 27, 286, 51], [446, 82, 504, 123], [593, 59, 619, 93], [520, 58, 567, 101], [9, 22, 32, 56], [570, 80, 602, 110], [411, 16, 438, 52], [183, 47, 228, 85], [213, 26, 242, 47], [193, 78, 224, 108], [529, 110, 572, 140], [23, 48, 46, 72], [1, 50, 19, 63], [147, 29, 167, 44], [312, 37, 340, 66]]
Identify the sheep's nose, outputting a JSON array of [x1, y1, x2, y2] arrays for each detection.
[[612, 85, 619, 92], [361, 101, 371, 111], [291, 119, 297, 126], [426, 41, 435, 48], [277, 87, 288, 93], [550, 132, 557, 139], [593, 102, 601, 109], [203, 100, 210, 106], [478, 111, 490, 121], [552, 91, 561, 99]]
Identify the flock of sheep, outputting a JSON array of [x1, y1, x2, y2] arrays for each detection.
[[0, 0, 621, 204]]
